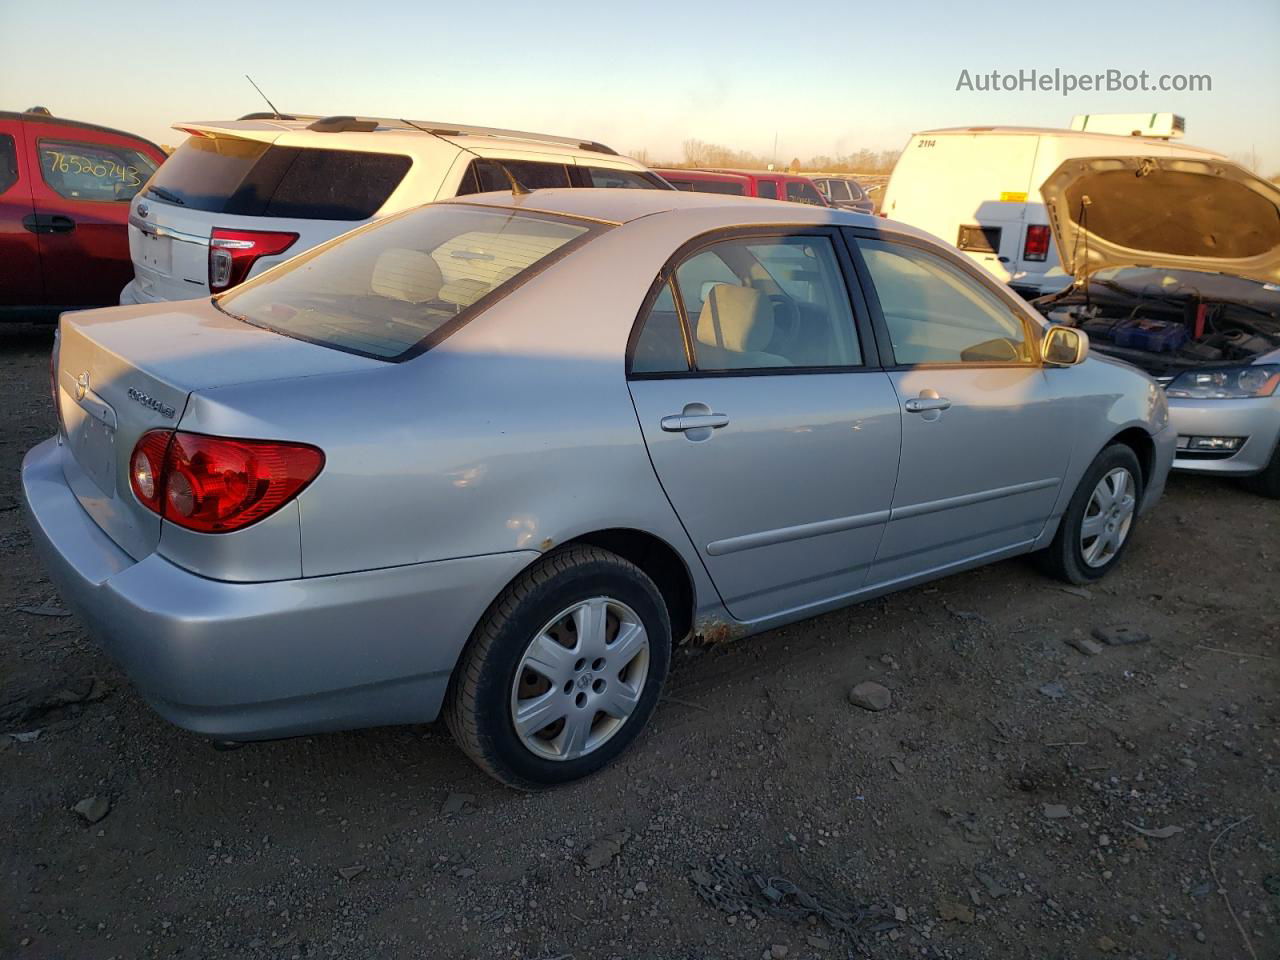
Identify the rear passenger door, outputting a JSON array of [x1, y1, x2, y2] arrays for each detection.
[[627, 229, 901, 623], [0, 117, 42, 308]]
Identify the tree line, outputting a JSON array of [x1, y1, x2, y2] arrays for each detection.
[[631, 139, 901, 174]]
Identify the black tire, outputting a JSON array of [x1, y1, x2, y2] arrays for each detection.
[[444, 545, 671, 789], [1036, 443, 1145, 585], [1240, 441, 1280, 499]]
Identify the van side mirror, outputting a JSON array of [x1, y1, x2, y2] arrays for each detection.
[[1042, 325, 1089, 366]]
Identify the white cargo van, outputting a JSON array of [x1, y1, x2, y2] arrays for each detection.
[[880, 126, 1224, 297]]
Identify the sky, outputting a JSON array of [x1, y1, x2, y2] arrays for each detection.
[[3, 0, 1278, 172]]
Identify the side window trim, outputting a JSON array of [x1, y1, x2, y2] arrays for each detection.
[[626, 226, 882, 379], [841, 226, 1041, 370]]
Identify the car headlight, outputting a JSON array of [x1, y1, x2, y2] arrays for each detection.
[[1166, 364, 1280, 399]]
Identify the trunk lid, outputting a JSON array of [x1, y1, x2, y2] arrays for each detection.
[[56, 300, 381, 559], [1040, 155, 1280, 285]]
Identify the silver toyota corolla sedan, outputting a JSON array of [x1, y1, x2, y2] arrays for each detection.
[[22, 189, 1174, 787]]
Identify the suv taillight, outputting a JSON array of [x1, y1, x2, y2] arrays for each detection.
[[129, 430, 323, 533], [208, 228, 298, 292], [1023, 224, 1051, 262]]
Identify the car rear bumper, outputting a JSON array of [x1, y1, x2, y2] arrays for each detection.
[[22, 436, 536, 740], [1168, 396, 1280, 476]]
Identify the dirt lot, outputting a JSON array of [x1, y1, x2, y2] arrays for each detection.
[[2, 321, 1277, 960]]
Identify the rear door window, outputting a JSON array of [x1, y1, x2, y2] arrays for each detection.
[[688, 179, 746, 196], [755, 180, 778, 200], [0, 134, 18, 194], [827, 181, 851, 202], [144, 137, 410, 220], [785, 180, 825, 205], [456, 159, 572, 194], [580, 167, 666, 189], [38, 139, 158, 202]]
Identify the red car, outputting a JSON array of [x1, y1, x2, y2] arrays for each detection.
[[655, 168, 829, 206], [0, 108, 165, 318]]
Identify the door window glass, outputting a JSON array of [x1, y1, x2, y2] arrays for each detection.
[[581, 167, 665, 189], [631, 282, 689, 374], [785, 180, 825, 205], [457, 159, 572, 194], [0, 134, 18, 194], [671, 236, 861, 371], [755, 180, 778, 199], [827, 181, 851, 202], [858, 238, 1030, 364], [38, 139, 158, 202]]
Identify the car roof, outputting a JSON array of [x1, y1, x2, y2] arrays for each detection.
[[654, 169, 751, 183], [442, 187, 906, 231], [177, 116, 628, 161], [912, 124, 1222, 154], [702, 168, 814, 180], [0, 110, 165, 154]]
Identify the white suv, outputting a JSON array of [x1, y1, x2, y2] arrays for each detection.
[[122, 114, 670, 304]]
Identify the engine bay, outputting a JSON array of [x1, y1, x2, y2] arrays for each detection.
[[1033, 269, 1280, 377]]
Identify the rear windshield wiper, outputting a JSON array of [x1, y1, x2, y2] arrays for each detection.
[[145, 185, 186, 206]]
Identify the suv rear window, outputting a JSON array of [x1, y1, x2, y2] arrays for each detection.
[[145, 137, 411, 220], [215, 204, 600, 360]]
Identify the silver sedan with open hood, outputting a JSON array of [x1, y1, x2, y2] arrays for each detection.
[[23, 189, 1172, 787], [1036, 155, 1280, 497]]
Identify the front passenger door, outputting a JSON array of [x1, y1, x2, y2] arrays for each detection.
[[627, 231, 901, 623], [849, 232, 1073, 585]]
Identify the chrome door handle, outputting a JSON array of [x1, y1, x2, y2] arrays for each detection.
[[904, 397, 952, 413], [660, 413, 729, 432]]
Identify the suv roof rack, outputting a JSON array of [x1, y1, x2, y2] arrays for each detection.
[[232, 112, 619, 155]]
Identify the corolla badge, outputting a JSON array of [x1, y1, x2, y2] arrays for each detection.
[[75, 372, 89, 401], [136, 202, 149, 218], [128, 387, 176, 419]]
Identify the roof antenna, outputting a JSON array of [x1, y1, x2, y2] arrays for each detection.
[[399, 119, 529, 196], [245, 75, 284, 119]]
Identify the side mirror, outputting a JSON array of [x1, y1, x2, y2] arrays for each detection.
[[1042, 325, 1089, 366]]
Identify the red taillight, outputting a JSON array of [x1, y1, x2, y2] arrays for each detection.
[[129, 430, 323, 533], [208, 228, 298, 292], [1023, 224, 1051, 262]]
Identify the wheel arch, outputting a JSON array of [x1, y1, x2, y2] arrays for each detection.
[[560, 528, 696, 643], [1105, 426, 1156, 488]]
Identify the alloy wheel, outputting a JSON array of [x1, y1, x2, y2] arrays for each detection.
[[509, 597, 650, 762], [1080, 467, 1136, 568]]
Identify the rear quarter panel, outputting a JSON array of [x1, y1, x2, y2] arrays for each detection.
[[178, 215, 725, 614]]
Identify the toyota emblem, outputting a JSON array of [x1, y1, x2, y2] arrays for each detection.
[[137, 202, 149, 218]]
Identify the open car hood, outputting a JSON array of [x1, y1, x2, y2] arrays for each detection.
[[1040, 156, 1280, 286]]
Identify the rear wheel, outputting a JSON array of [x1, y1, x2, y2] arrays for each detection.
[[1240, 441, 1280, 499], [444, 546, 671, 789], [1036, 444, 1144, 584]]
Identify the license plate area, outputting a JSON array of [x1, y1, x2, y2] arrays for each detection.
[[136, 228, 172, 274], [61, 389, 117, 496]]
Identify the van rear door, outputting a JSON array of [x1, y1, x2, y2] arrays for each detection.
[[883, 133, 1038, 284]]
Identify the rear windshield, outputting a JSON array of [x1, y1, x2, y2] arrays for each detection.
[[215, 204, 599, 360], [145, 136, 411, 220]]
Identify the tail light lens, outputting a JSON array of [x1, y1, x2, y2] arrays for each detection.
[[129, 430, 324, 533], [1023, 224, 1051, 262], [209, 228, 298, 292]]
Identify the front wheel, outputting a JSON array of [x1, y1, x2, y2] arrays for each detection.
[[444, 546, 672, 789], [1036, 444, 1144, 584]]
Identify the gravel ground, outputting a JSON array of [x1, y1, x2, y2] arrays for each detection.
[[2, 321, 1277, 960]]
